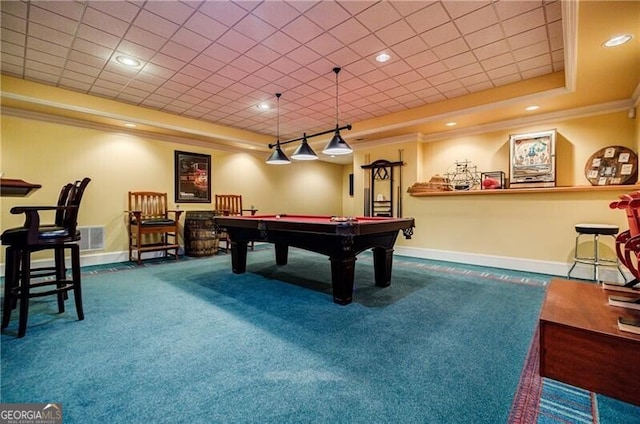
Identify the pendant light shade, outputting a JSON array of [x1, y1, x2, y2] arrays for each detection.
[[323, 67, 352, 156], [291, 134, 318, 160], [266, 93, 290, 165], [323, 127, 352, 155], [266, 145, 290, 165]]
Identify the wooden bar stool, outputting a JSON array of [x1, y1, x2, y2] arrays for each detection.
[[568, 223, 626, 282]]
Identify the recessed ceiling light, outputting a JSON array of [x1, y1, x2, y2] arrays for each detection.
[[115, 55, 140, 67], [525, 105, 540, 111], [376, 53, 390, 63], [256, 103, 270, 110], [445, 122, 457, 127], [603, 34, 632, 47]]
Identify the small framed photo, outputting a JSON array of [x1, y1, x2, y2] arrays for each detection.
[[174, 150, 211, 203], [481, 171, 505, 190]]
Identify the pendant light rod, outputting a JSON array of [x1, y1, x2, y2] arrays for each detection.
[[268, 124, 352, 149]]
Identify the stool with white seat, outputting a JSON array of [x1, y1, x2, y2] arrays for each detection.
[[568, 223, 626, 282]]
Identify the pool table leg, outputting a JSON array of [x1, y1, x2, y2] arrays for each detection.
[[372, 247, 394, 287], [230, 241, 248, 273], [274, 243, 288, 265], [329, 256, 356, 305]]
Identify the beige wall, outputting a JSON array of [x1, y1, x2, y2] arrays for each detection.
[[0, 115, 343, 261], [1, 107, 638, 275]]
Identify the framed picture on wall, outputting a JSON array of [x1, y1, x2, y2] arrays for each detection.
[[174, 150, 211, 203], [509, 129, 556, 188]]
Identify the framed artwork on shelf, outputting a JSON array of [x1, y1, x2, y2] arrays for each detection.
[[174, 150, 211, 203], [509, 129, 556, 188]]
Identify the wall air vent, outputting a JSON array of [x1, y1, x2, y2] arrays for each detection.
[[78, 226, 105, 251]]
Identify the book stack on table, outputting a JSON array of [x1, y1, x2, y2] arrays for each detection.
[[607, 292, 640, 335]]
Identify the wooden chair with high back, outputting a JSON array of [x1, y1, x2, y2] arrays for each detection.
[[215, 194, 245, 252], [127, 191, 183, 265], [1, 177, 91, 337]]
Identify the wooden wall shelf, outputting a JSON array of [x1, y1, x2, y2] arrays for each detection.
[[408, 184, 640, 197]]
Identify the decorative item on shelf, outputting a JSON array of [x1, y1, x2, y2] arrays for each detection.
[[509, 129, 556, 188], [445, 160, 481, 191], [406, 175, 453, 194], [584, 145, 638, 186], [481, 171, 505, 190]]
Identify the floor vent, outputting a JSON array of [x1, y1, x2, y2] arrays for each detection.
[[78, 226, 105, 251]]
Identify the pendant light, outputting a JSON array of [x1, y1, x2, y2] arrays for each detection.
[[266, 93, 290, 165], [291, 133, 318, 160], [322, 67, 352, 155]]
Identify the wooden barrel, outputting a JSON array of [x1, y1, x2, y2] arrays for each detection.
[[184, 211, 219, 257]]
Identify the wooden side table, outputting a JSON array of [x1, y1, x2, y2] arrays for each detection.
[[539, 278, 640, 406]]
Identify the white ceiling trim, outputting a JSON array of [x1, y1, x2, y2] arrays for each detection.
[[0, 91, 267, 147]]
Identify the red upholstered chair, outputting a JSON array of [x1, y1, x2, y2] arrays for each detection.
[[1, 177, 91, 337], [127, 191, 183, 264]]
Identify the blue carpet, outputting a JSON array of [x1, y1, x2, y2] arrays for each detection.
[[1, 249, 636, 423]]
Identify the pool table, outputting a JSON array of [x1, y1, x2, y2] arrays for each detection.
[[213, 214, 415, 305]]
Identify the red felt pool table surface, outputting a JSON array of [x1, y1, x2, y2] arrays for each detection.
[[214, 214, 415, 305]]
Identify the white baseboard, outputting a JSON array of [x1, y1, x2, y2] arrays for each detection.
[[394, 246, 631, 284], [0, 245, 631, 285]]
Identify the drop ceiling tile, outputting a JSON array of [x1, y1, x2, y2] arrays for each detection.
[[380, 60, 412, 77], [24, 68, 60, 84], [465, 24, 504, 49], [303, 1, 351, 30], [142, 62, 176, 79], [1, 12, 26, 33], [405, 3, 450, 34], [487, 63, 519, 79], [217, 64, 249, 81], [508, 26, 549, 50], [26, 48, 66, 67], [514, 41, 551, 62], [492, 73, 521, 86], [443, 51, 476, 70], [460, 72, 489, 86], [262, 31, 300, 55], [76, 24, 120, 49], [199, 0, 249, 27], [161, 41, 199, 63], [67, 50, 108, 68], [143, 1, 194, 25], [421, 22, 461, 48], [83, 7, 129, 37], [218, 28, 260, 54], [429, 71, 456, 86], [134, 9, 179, 38], [494, 0, 540, 20], [282, 15, 324, 44], [545, 1, 563, 22], [35, 1, 84, 21], [376, 19, 416, 47], [29, 6, 78, 35], [172, 28, 212, 52], [1, 1, 27, 18], [331, 17, 370, 45], [454, 5, 499, 35], [393, 70, 423, 85], [124, 26, 166, 51], [518, 54, 551, 71], [451, 62, 484, 79], [442, 1, 491, 19], [1, 41, 24, 57], [416, 61, 448, 79], [28, 23, 73, 47], [151, 53, 186, 72], [502, 8, 545, 37], [98, 69, 133, 85], [481, 52, 515, 71], [306, 32, 343, 56], [390, 36, 430, 58], [356, 1, 401, 32], [349, 32, 388, 60], [522, 64, 553, 79], [0, 53, 23, 67], [73, 39, 112, 60], [234, 13, 278, 42], [1, 62, 23, 76], [474, 39, 510, 60], [405, 50, 439, 69], [184, 12, 229, 41], [59, 79, 91, 92], [466, 80, 493, 93], [88, 1, 141, 22], [432, 37, 469, 60], [61, 69, 95, 85]]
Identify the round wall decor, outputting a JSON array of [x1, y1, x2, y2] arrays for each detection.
[[584, 145, 638, 186]]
